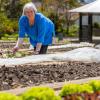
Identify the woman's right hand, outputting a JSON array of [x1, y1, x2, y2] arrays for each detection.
[[0, 50, 3, 55], [12, 46, 19, 54]]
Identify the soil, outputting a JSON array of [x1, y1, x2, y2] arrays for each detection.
[[0, 61, 100, 91]]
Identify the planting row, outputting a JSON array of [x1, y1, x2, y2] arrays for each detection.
[[0, 80, 100, 100], [0, 47, 75, 58]]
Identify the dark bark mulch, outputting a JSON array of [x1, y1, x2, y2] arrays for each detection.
[[0, 61, 100, 91]]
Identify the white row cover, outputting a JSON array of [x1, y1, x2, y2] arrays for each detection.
[[0, 47, 100, 66], [69, 0, 100, 13]]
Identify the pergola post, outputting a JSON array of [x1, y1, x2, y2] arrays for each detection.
[[79, 13, 93, 43], [88, 14, 93, 42], [79, 13, 82, 42]]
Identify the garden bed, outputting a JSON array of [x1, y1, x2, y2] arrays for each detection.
[[0, 61, 100, 91]]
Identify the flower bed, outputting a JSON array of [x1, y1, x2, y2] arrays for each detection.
[[60, 80, 100, 100], [1, 80, 100, 100], [0, 87, 61, 100]]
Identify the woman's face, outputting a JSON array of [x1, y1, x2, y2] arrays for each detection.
[[25, 8, 34, 19]]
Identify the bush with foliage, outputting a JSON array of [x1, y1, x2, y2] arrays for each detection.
[[79, 83, 93, 93], [65, 25, 79, 37], [0, 92, 21, 100], [0, 13, 18, 39], [48, 12, 65, 34], [20, 86, 61, 100], [89, 80, 100, 92], [59, 80, 100, 98], [93, 22, 100, 29], [59, 84, 81, 97], [0, 0, 32, 39]]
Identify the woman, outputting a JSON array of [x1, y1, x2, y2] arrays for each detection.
[[13, 2, 55, 54]]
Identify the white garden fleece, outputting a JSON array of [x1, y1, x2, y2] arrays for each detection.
[[0, 46, 100, 66]]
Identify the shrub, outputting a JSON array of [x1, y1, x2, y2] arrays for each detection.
[[59, 84, 81, 97], [79, 83, 93, 93], [88, 80, 100, 92], [59, 83, 94, 97], [93, 22, 100, 28], [0, 13, 18, 38], [20, 86, 61, 100], [0, 92, 21, 100], [68, 25, 79, 37]]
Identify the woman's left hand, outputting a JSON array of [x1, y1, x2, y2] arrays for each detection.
[[33, 51, 39, 55]]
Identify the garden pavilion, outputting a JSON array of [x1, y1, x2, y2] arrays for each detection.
[[69, 0, 100, 42]]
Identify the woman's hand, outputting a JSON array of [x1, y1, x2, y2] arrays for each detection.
[[34, 51, 39, 55], [0, 50, 3, 55], [33, 43, 42, 55], [12, 38, 23, 54], [12, 46, 19, 54], [52, 37, 56, 44]]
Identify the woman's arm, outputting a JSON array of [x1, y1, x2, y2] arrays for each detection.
[[13, 16, 26, 53], [16, 38, 24, 47]]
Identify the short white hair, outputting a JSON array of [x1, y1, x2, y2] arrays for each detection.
[[22, 2, 37, 15]]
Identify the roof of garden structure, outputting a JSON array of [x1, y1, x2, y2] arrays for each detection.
[[69, 0, 100, 14]]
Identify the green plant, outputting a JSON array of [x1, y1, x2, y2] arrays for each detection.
[[93, 22, 100, 28], [0, 92, 21, 100], [59, 84, 81, 97], [20, 86, 61, 100], [0, 50, 30, 58], [59, 83, 94, 97], [88, 80, 100, 92], [68, 25, 79, 37], [79, 84, 93, 93], [0, 13, 18, 39]]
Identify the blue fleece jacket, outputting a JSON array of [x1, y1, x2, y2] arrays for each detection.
[[18, 13, 55, 46]]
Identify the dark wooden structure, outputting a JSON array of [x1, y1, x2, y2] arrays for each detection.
[[69, 0, 100, 43], [79, 13, 93, 42]]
